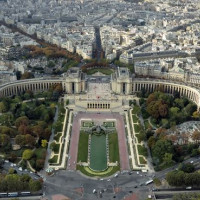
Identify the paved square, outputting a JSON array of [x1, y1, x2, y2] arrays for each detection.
[[67, 112, 130, 171]]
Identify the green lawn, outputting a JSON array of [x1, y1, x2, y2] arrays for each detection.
[[103, 122, 115, 127], [139, 156, 147, 164], [77, 131, 89, 162], [54, 132, 62, 142], [54, 144, 60, 154], [49, 155, 58, 164], [132, 105, 141, 115], [77, 165, 120, 177], [108, 132, 120, 163], [90, 134, 107, 171], [134, 124, 141, 133], [82, 121, 94, 127], [137, 145, 148, 157], [132, 115, 139, 123], [86, 68, 113, 75], [144, 120, 151, 130]]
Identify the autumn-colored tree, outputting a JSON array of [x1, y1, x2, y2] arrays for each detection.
[[192, 130, 200, 143], [32, 125, 43, 138], [148, 136, 156, 149], [36, 159, 45, 170], [159, 103, 168, 117], [25, 134, 35, 147], [180, 133, 189, 144], [43, 128, 51, 140], [20, 72, 34, 80], [155, 128, 167, 135], [22, 149, 33, 160], [147, 101, 160, 119], [54, 84, 63, 94], [146, 93, 156, 105], [18, 124, 31, 135], [41, 139, 48, 148], [167, 135, 178, 144]]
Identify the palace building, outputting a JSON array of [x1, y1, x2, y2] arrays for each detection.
[[0, 67, 200, 111]]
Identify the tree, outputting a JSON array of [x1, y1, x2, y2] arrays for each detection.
[[5, 174, 22, 191], [0, 158, 3, 169], [192, 130, 200, 143], [43, 128, 51, 140], [185, 103, 197, 115], [8, 152, 17, 163], [163, 153, 173, 166], [0, 126, 16, 137], [41, 140, 48, 148], [25, 134, 35, 147], [169, 107, 180, 117], [0, 102, 7, 113], [15, 135, 25, 146], [29, 179, 42, 191], [32, 125, 43, 138], [147, 93, 156, 105], [166, 170, 185, 186], [152, 140, 174, 164], [137, 131, 146, 142], [22, 149, 33, 160], [179, 163, 195, 173], [0, 113, 14, 126], [147, 136, 156, 149], [8, 168, 16, 174], [158, 103, 168, 117], [36, 159, 45, 170], [0, 134, 10, 147], [20, 72, 34, 80], [174, 98, 184, 109], [193, 111, 200, 119], [147, 101, 160, 119], [18, 124, 31, 135], [15, 116, 29, 128]]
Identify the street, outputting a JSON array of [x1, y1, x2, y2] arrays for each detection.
[[43, 170, 153, 200]]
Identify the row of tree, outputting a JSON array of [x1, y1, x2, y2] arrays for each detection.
[[166, 170, 200, 187], [24, 45, 81, 62], [0, 173, 42, 192]]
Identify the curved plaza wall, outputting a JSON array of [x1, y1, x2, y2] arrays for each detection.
[[132, 79, 200, 110], [0, 78, 63, 97], [0, 77, 200, 110]]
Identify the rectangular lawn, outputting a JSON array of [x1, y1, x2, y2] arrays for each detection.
[[77, 131, 89, 162], [108, 132, 119, 163]]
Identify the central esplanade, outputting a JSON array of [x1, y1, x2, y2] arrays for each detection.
[[0, 67, 200, 111]]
